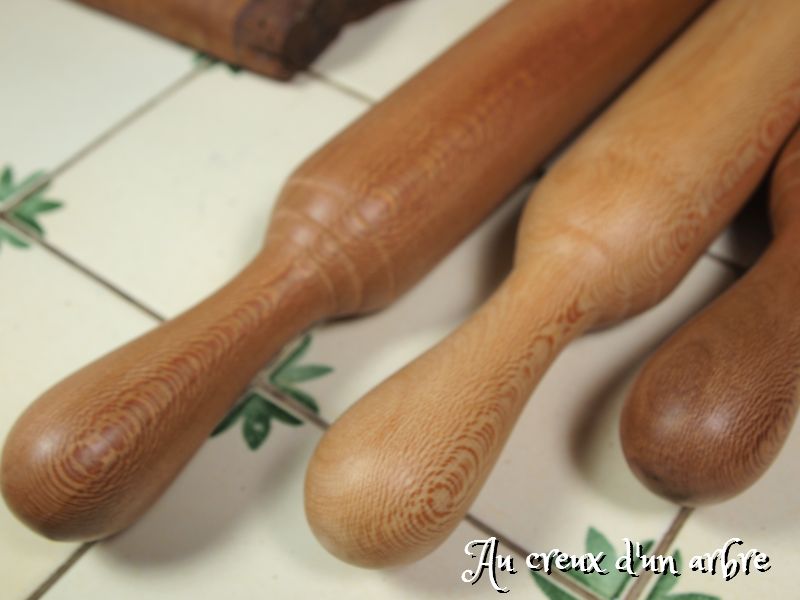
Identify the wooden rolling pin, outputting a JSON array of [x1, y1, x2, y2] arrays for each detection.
[[0, 0, 707, 542], [305, 0, 800, 568], [620, 126, 800, 505], [73, 0, 401, 80]]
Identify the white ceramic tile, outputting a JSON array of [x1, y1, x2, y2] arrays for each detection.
[[42, 68, 368, 317], [314, 0, 507, 100], [660, 421, 800, 599], [0, 0, 193, 175], [0, 239, 156, 599], [45, 421, 529, 599]]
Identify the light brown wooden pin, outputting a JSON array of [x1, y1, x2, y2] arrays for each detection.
[[0, 0, 708, 542], [620, 126, 800, 505], [305, 0, 800, 568]]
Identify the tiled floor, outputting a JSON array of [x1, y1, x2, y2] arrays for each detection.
[[0, 1, 790, 599]]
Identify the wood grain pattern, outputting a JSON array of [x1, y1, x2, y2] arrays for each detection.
[[73, 0, 401, 80], [305, 0, 800, 568], [1, 0, 706, 542], [620, 126, 800, 505]]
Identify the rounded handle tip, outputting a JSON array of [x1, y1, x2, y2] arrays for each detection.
[[304, 392, 480, 569], [1, 412, 113, 541], [304, 433, 458, 568], [620, 336, 797, 505], [1, 379, 172, 542]]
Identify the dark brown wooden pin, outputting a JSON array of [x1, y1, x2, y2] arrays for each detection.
[[621, 125, 800, 505]]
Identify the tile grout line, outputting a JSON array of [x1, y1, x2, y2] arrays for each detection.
[[25, 542, 95, 600], [1, 63, 208, 216], [255, 379, 332, 430], [0, 216, 165, 322], [305, 68, 378, 105], [623, 506, 694, 600], [464, 513, 603, 600], [4, 57, 210, 600]]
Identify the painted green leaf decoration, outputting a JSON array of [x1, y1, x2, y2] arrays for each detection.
[[609, 539, 654, 600], [242, 396, 272, 450], [0, 165, 62, 247], [211, 399, 249, 436], [273, 364, 333, 385], [564, 528, 623, 599], [11, 195, 63, 235], [647, 550, 682, 599], [267, 401, 304, 426], [0, 166, 13, 197], [271, 334, 312, 375], [279, 386, 319, 413], [586, 527, 616, 558], [562, 529, 654, 599], [14, 170, 47, 197], [531, 572, 577, 600], [211, 333, 331, 449], [531, 529, 718, 600], [0, 165, 48, 205], [0, 224, 29, 252]]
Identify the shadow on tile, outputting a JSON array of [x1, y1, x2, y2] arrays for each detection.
[[99, 427, 315, 566], [568, 357, 664, 511], [567, 265, 739, 511]]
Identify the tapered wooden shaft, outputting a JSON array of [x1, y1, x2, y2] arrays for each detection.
[[621, 128, 800, 505], [305, 0, 800, 568], [1, 0, 706, 541]]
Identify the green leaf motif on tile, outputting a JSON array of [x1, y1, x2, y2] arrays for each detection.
[[0, 165, 48, 206], [242, 395, 273, 450], [273, 364, 333, 385], [211, 333, 331, 450], [211, 398, 248, 437], [0, 164, 63, 252], [0, 223, 29, 252], [11, 195, 63, 235], [280, 386, 319, 414], [530, 527, 721, 600], [648, 550, 682, 599], [0, 166, 13, 196]]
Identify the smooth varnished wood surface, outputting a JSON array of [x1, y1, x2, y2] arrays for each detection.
[[621, 127, 800, 505], [1, 0, 706, 542], [305, 0, 800, 568]]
